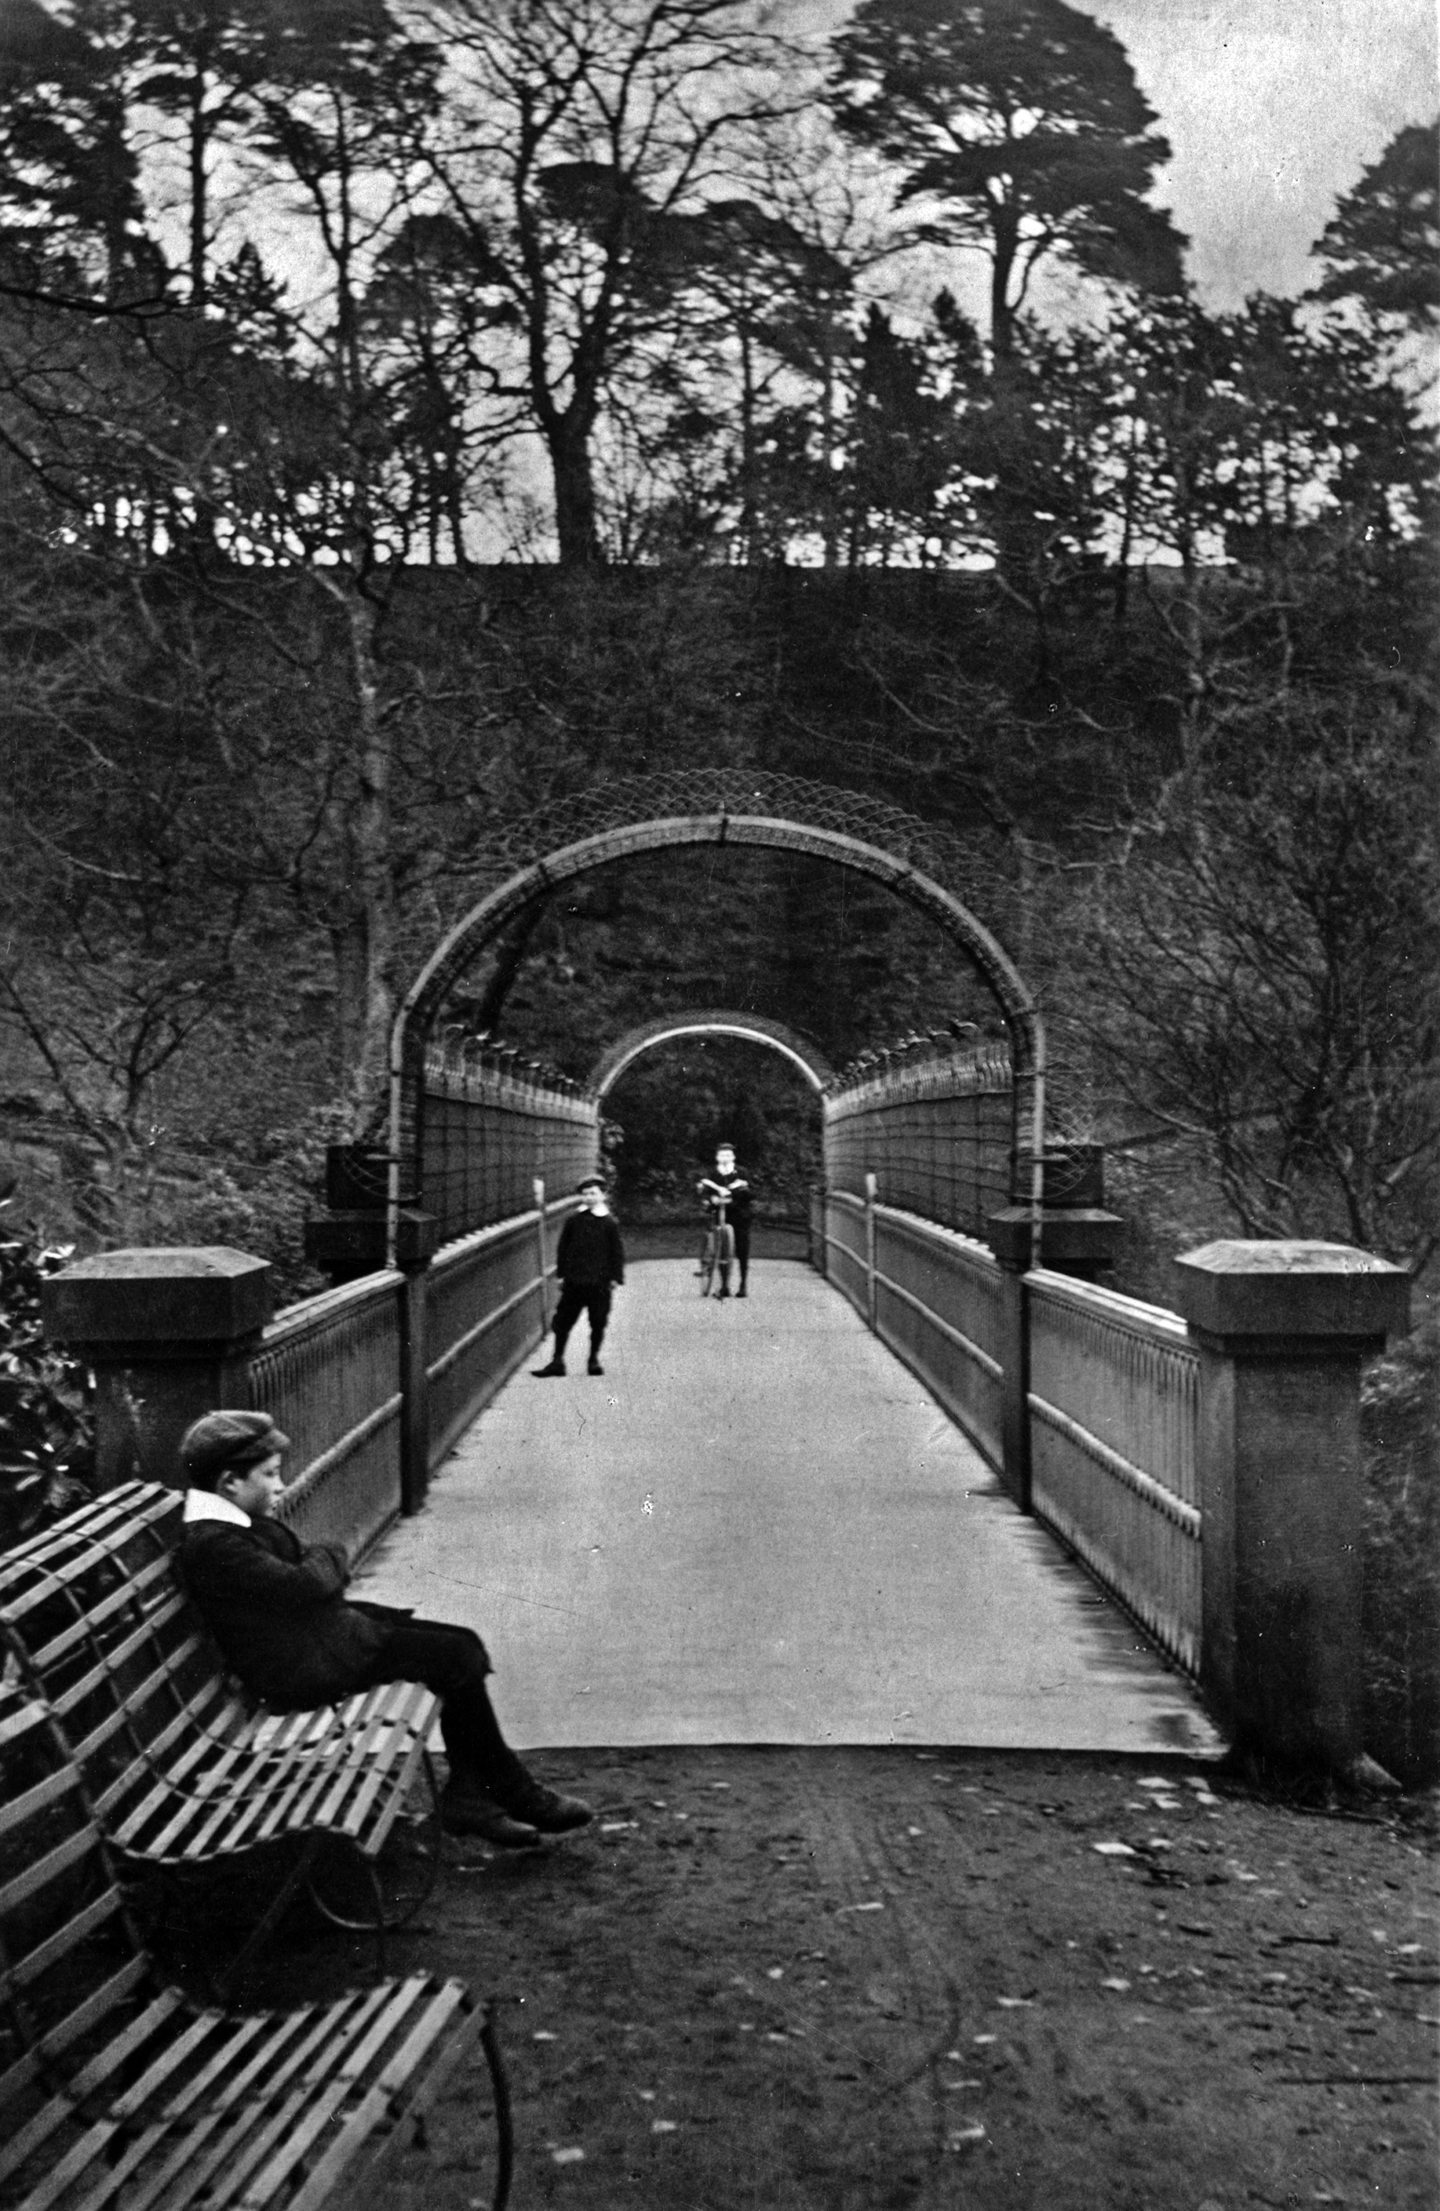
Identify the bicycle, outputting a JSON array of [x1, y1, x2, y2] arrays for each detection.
[[696, 1185, 736, 1298]]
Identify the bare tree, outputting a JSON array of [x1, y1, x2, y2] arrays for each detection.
[[1075, 688, 1440, 1268], [407, 0, 808, 563]]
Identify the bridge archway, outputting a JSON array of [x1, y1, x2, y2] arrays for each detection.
[[388, 771, 1045, 1246], [590, 1010, 836, 1101]]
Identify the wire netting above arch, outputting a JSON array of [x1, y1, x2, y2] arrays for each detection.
[[388, 771, 1046, 1246]]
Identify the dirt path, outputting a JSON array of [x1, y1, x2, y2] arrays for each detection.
[[216, 1748, 1438, 2210]]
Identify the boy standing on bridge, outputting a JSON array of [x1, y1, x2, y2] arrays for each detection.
[[698, 1143, 753, 1298], [177, 1409, 593, 1849], [533, 1172, 626, 1378]]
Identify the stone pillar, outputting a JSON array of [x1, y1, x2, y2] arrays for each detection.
[[1174, 1239, 1410, 1777], [41, 1248, 273, 1491]]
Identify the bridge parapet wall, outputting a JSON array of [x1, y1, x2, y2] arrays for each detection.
[[251, 1270, 405, 1557], [819, 1187, 1411, 1779], [1028, 1270, 1201, 1675], [36, 1219, 1412, 1780], [38, 1197, 563, 1557]]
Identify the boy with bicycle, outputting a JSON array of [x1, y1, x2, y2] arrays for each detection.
[[697, 1143, 753, 1298]]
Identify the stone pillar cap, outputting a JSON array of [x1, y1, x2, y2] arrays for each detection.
[[42, 1247, 273, 1345], [1174, 1239, 1409, 1340]]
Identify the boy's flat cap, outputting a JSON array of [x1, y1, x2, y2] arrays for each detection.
[[179, 1409, 290, 1484]]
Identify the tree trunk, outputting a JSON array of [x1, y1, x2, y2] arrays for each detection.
[[317, 576, 397, 1134], [548, 415, 603, 566], [187, 65, 209, 309]]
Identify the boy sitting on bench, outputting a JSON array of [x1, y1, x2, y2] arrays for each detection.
[[179, 1409, 592, 1849]]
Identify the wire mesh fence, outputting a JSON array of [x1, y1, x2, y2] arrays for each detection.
[[420, 1035, 599, 1243], [823, 1039, 1016, 1233]]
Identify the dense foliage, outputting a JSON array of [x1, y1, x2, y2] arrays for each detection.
[[0, 1197, 93, 1543]]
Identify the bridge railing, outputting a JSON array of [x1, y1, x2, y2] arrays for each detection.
[[822, 1188, 870, 1322], [252, 1273, 405, 1559], [427, 1207, 550, 1470], [822, 1187, 1201, 1673], [813, 1180, 1411, 1777], [39, 1192, 1411, 1780], [1028, 1269, 1201, 1674], [825, 1193, 1005, 1476], [877, 1208, 1006, 1476], [42, 1188, 570, 1563]]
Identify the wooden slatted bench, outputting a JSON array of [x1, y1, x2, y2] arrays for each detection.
[[0, 1484, 443, 1984], [0, 1691, 512, 2211]]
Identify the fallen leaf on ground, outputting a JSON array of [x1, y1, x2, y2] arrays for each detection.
[[1093, 1841, 1138, 1857]]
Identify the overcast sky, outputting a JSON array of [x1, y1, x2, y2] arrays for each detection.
[[792, 0, 1438, 308], [1084, 0, 1438, 305]]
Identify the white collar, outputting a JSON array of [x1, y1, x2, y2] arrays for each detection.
[[182, 1488, 251, 1528]]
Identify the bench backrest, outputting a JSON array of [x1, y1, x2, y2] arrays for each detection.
[[0, 1484, 243, 1810]]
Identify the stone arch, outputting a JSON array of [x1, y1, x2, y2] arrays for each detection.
[[388, 771, 1045, 1247], [590, 1010, 836, 1101]]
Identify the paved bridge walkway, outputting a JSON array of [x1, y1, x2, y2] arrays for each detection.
[[357, 1260, 1220, 1757]]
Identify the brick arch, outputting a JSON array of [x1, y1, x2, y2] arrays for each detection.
[[388, 772, 1045, 1250], [590, 1010, 836, 1100]]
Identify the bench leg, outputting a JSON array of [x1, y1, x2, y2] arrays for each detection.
[[306, 1751, 444, 1963], [213, 1832, 330, 2000]]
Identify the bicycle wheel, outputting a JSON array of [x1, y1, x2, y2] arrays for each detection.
[[717, 1224, 736, 1283], [698, 1229, 717, 1296]]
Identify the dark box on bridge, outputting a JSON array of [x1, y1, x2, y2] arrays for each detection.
[[325, 1145, 417, 1213]]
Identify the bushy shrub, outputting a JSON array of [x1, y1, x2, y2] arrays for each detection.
[[0, 1198, 94, 1546], [1362, 1310, 1440, 1786]]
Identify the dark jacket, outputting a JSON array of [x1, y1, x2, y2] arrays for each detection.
[[181, 1514, 400, 1709], [556, 1210, 625, 1287], [699, 1170, 752, 1223]]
